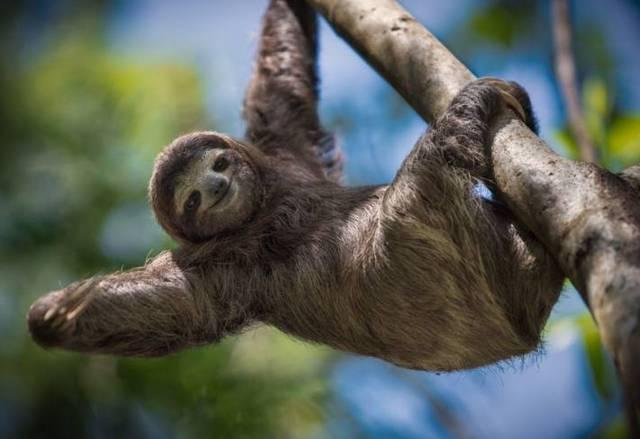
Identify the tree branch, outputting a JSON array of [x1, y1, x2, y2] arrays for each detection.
[[551, 0, 598, 163], [307, 0, 640, 421]]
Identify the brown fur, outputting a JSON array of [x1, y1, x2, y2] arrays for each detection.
[[27, 0, 563, 371]]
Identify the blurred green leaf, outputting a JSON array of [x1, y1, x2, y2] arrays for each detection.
[[608, 114, 640, 166], [467, 4, 532, 47], [582, 78, 610, 163], [574, 314, 616, 399], [584, 78, 609, 121], [554, 127, 580, 161]]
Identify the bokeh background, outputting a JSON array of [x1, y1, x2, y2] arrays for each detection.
[[1, 0, 639, 437]]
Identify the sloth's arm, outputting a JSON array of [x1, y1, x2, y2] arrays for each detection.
[[27, 252, 219, 356], [243, 0, 342, 181]]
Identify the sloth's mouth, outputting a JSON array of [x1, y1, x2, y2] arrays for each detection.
[[208, 178, 233, 210]]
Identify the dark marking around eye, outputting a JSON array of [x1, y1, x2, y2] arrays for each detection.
[[213, 157, 230, 173], [185, 191, 201, 212]]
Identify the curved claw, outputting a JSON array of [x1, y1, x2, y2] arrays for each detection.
[[476, 77, 528, 123], [316, 132, 343, 181]]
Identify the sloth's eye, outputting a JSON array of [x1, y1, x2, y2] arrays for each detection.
[[185, 191, 201, 212], [213, 157, 230, 173]]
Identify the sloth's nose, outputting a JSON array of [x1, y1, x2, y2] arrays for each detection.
[[207, 175, 229, 197]]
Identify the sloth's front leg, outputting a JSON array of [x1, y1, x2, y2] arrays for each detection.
[[27, 252, 221, 357]]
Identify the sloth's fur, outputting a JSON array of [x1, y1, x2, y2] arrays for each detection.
[[27, 0, 563, 371]]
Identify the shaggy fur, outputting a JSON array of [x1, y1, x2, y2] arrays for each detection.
[[27, 0, 563, 371]]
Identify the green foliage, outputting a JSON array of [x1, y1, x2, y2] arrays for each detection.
[[554, 128, 580, 160], [583, 78, 610, 148], [554, 77, 640, 170], [1, 31, 209, 268], [573, 315, 616, 399], [608, 115, 640, 166], [467, 2, 535, 47], [3, 330, 332, 438]]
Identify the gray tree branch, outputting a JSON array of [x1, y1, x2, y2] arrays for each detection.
[[307, 0, 640, 418], [551, 0, 598, 163]]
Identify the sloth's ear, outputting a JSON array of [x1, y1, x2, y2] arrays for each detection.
[[27, 252, 222, 357]]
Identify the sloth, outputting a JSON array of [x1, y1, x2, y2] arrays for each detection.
[[27, 0, 564, 371]]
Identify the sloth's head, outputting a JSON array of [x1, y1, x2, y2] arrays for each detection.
[[150, 132, 265, 243]]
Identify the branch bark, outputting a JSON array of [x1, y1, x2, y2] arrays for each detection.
[[551, 0, 598, 163], [307, 0, 640, 419], [621, 165, 640, 192]]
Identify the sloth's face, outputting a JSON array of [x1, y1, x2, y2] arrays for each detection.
[[173, 145, 260, 241], [150, 132, 264, 243]]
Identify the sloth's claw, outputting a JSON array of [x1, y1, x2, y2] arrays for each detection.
[[498, 89, 527, 122], [43, 306, 57, 322], [316, 131, 343, 182], [475, 77, 528, 123], [59, 278, 100, 321]]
